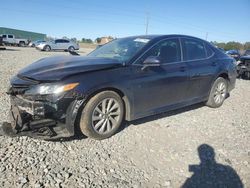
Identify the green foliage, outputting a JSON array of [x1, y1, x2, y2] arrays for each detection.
[[212, 41, 250, 51], [244, 42, 250, 50], [71, 38, 77, 42], [81, 38, 93, 43], [95, 37, 102, 43]]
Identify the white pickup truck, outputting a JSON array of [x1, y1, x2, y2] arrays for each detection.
[[1, 34, 28, 46]]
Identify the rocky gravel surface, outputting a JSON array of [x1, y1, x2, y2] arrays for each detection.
[[0, 47, 249, 187]]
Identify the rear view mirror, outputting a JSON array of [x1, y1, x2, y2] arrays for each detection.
[[142, 56, 161, 70]]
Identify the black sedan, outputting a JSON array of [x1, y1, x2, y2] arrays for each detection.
[[0, 35, 237, 140]]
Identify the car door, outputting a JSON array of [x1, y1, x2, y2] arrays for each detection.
[[181, 38, 217, 100], [131, 38, 189, 118], [54, 39, 64, 50], [8, 35, 15, 44], [62, 40, 70, 50]]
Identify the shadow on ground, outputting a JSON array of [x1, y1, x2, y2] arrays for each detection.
[[1, 48, 20, 51], [182, 144, 243, 188]]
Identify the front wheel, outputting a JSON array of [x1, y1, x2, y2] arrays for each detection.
[[79, 91, 124, 140], [44, 45, 51, 51], [206, 77, 228, 108]]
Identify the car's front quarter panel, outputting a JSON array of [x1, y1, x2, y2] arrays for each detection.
[[64, 66, 135, 120]]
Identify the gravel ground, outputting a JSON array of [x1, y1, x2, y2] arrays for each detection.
[[0, 47, 249, 188]]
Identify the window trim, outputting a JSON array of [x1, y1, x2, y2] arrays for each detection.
[[180, 37, 215, 62], [132, 37, 183, 66]]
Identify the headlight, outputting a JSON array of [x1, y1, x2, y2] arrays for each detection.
[[25, 83, 79, 95], [235, 60, 242, 66]]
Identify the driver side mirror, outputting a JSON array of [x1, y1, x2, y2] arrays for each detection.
[[142, 56, 161, 70]]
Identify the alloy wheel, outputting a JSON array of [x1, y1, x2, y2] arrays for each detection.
[[213, 82, 226, 104], [91, 98, 121, 134]]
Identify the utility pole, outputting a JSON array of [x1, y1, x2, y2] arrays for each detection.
[[145, 12, 149, 35], [205, 32, 208, 41]]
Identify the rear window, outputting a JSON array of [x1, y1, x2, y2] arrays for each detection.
[[182, 38, 206, 61]]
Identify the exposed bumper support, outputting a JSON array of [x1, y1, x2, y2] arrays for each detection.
[[237, 64, 250, 79], [1, 94, 85, 140]]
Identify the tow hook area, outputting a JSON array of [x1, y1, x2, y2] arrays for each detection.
[[0, 122, 17, 137]]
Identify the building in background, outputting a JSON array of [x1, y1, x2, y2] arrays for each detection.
[[0, 27, 46, 41]]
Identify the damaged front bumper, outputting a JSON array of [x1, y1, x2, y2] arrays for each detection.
[[1, 94, 84, 140]]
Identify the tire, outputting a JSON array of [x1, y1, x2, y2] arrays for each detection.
[[68, 46, 75, 52], [19, 41, 25, 47], [44, 45, 51, 51], [79, 91, 124, 140], [206, 77, 228, 108]]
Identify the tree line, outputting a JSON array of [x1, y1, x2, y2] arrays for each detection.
[[212, 41, 250, 51], [47, 36, 250, 50]]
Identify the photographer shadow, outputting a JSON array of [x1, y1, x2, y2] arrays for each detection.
[[182, 144, 243, 188]]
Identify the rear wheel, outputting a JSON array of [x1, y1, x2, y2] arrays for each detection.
[[79, 91, 124, 140], [206, 77, 228, 108], [19, 41, 25, 47], [68, 46, 75, 52]]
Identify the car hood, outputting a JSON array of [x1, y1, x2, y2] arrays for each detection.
[[17, 56, 122, 81], [240, 55, 250, 60]]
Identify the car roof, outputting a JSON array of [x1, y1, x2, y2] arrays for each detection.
[[123, 34, 206, 41]]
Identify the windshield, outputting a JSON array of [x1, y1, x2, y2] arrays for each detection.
[[88, 37, 151, 63]]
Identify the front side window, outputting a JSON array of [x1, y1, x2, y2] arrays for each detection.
[[182, 38, 206, 61], [135, 38, 181, 64], [8, 35, 13, 38]]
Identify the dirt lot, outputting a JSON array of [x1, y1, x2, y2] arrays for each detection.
[[0, 47, 249, 187]]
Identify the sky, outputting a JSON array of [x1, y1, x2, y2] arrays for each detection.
[[1, 0, 250, 43]]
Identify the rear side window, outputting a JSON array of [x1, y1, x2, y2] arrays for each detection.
[[8, 35, 13, 38], [55, 39, 63, 43], [206, 44, 214, 57], [136, 38, 181, 64], [182, 38, 206, 61]]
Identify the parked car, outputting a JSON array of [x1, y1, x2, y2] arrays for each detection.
[[237, 54, 250, 79], [226, 50, 241, 61], [243, 49, 250, 56], [0, 35, 237, 140], [36, 39, 79, 52], [29, 40, 46, 47], [1, 34, 28, 46], [0, 36, 6, 50]]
